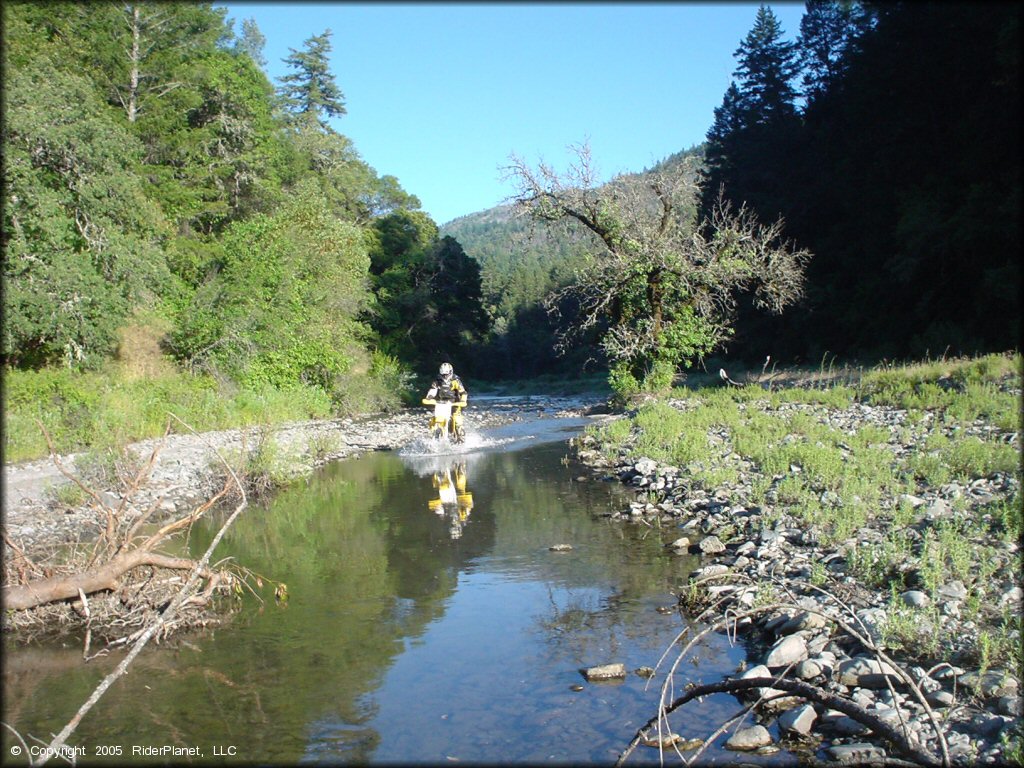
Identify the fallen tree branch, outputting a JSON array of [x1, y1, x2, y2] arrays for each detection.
[[2, 549, 214, 611], [35, 415, 249, 766]]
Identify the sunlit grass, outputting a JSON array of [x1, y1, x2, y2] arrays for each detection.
[[4, 365, 335, 462]]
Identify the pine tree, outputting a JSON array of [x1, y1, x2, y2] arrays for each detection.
[[797, 0, 874, 102], [277, 29, 346, 129], [732, 5, 800, 126]]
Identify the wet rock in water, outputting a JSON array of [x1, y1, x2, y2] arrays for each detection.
[[582, 663, 626, 681], [725, 724, 772, 751], [778, 703, 817, 736], [640, 732, 683, 749], [548, 544, 573, 552], [634, 666, 655, 678], [765, 634, 808, 668]]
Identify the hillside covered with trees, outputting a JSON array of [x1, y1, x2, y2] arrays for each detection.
[[3, 2, 490, 418], [448, 1, 1019, 376]]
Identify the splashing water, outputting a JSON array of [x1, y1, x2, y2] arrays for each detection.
[[398, 429, 517, 459]]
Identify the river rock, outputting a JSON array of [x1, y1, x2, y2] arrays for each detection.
[[795, 659, 823, 680], [779, 610, 827, 634], [725, 725, 772, 751], [582, 663, 626, 681], [960, 670, 1018, 698], [634, 457, 658, 476], [854, 607, 887, 645], [778, 703, 817, 736], [999, 585, 1022, 608], [837, 657, 898, 687], [765, 634, 808, 668], [938, 580, 968, 601], [698, 535, 725, 554], [548, 544, 573, 552], [741, 665, 786, 699], [829, 715, 870, 736], [826, 743, 887, 764], [968, 712, 1007, 738], [693, 564, 729, 579], [999, 695, 1022, 716], [668, 536, 690, 550], [900, 590, 930, 608], [925, 690, 955, 708]]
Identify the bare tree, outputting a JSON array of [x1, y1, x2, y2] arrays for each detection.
[[502, 143, 810, 385]]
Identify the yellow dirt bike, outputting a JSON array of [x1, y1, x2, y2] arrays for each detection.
[[421, 396, 466, 444]]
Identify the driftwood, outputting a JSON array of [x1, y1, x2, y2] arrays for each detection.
[[3, 549, 215, 610], [26, 414, 251, 767], [2, 421, 230, 616]]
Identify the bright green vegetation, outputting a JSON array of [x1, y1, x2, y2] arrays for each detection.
[[2, 2, 488, 451], [3, 365, 336, 463], [588, 353, 1022, 669]]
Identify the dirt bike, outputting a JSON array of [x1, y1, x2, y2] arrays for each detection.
[[422, 397, 466, 444]]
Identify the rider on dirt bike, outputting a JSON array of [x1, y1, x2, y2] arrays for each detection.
[[423, 362, 468, 441]]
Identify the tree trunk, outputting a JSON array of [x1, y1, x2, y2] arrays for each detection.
[[3, 550, 204, 611], [127, 4, 140, 123]]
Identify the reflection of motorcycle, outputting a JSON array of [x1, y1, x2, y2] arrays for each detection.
[[428, 462, 473, 539], [422, 396, 466, 444]]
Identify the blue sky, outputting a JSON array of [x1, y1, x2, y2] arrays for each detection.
[[219, 2, 807, 225]]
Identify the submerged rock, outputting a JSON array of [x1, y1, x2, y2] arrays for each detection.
[[582, 663, 626, 681]]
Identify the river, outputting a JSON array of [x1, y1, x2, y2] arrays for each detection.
[[3, 408, 768, 765]]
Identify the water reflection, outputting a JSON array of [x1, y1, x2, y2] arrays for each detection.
[[401, 454, 475, 539], [3, 438, 746, 766]]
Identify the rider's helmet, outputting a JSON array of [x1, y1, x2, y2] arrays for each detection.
[[439, 362, 453, 382]]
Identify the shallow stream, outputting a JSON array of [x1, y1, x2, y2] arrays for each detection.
[[3, 410, 773, 765]]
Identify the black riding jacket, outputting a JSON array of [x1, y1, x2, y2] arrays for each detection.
[[429, 375, 467, 403]]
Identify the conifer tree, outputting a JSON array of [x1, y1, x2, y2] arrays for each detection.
[[277, 29, 346, 129], [732, 5, 800, 126]]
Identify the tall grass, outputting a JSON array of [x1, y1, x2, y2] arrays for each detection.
[[4, 366, 334, 462]]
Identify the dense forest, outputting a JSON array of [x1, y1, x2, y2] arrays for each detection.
[[3, 1, 1020, 420], [449, 1, 1020, 374]]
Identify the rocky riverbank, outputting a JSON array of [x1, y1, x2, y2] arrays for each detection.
[[572, 390, 1021, 766]]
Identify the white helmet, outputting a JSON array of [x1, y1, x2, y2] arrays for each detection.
[[439, 362, 453, 378]]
